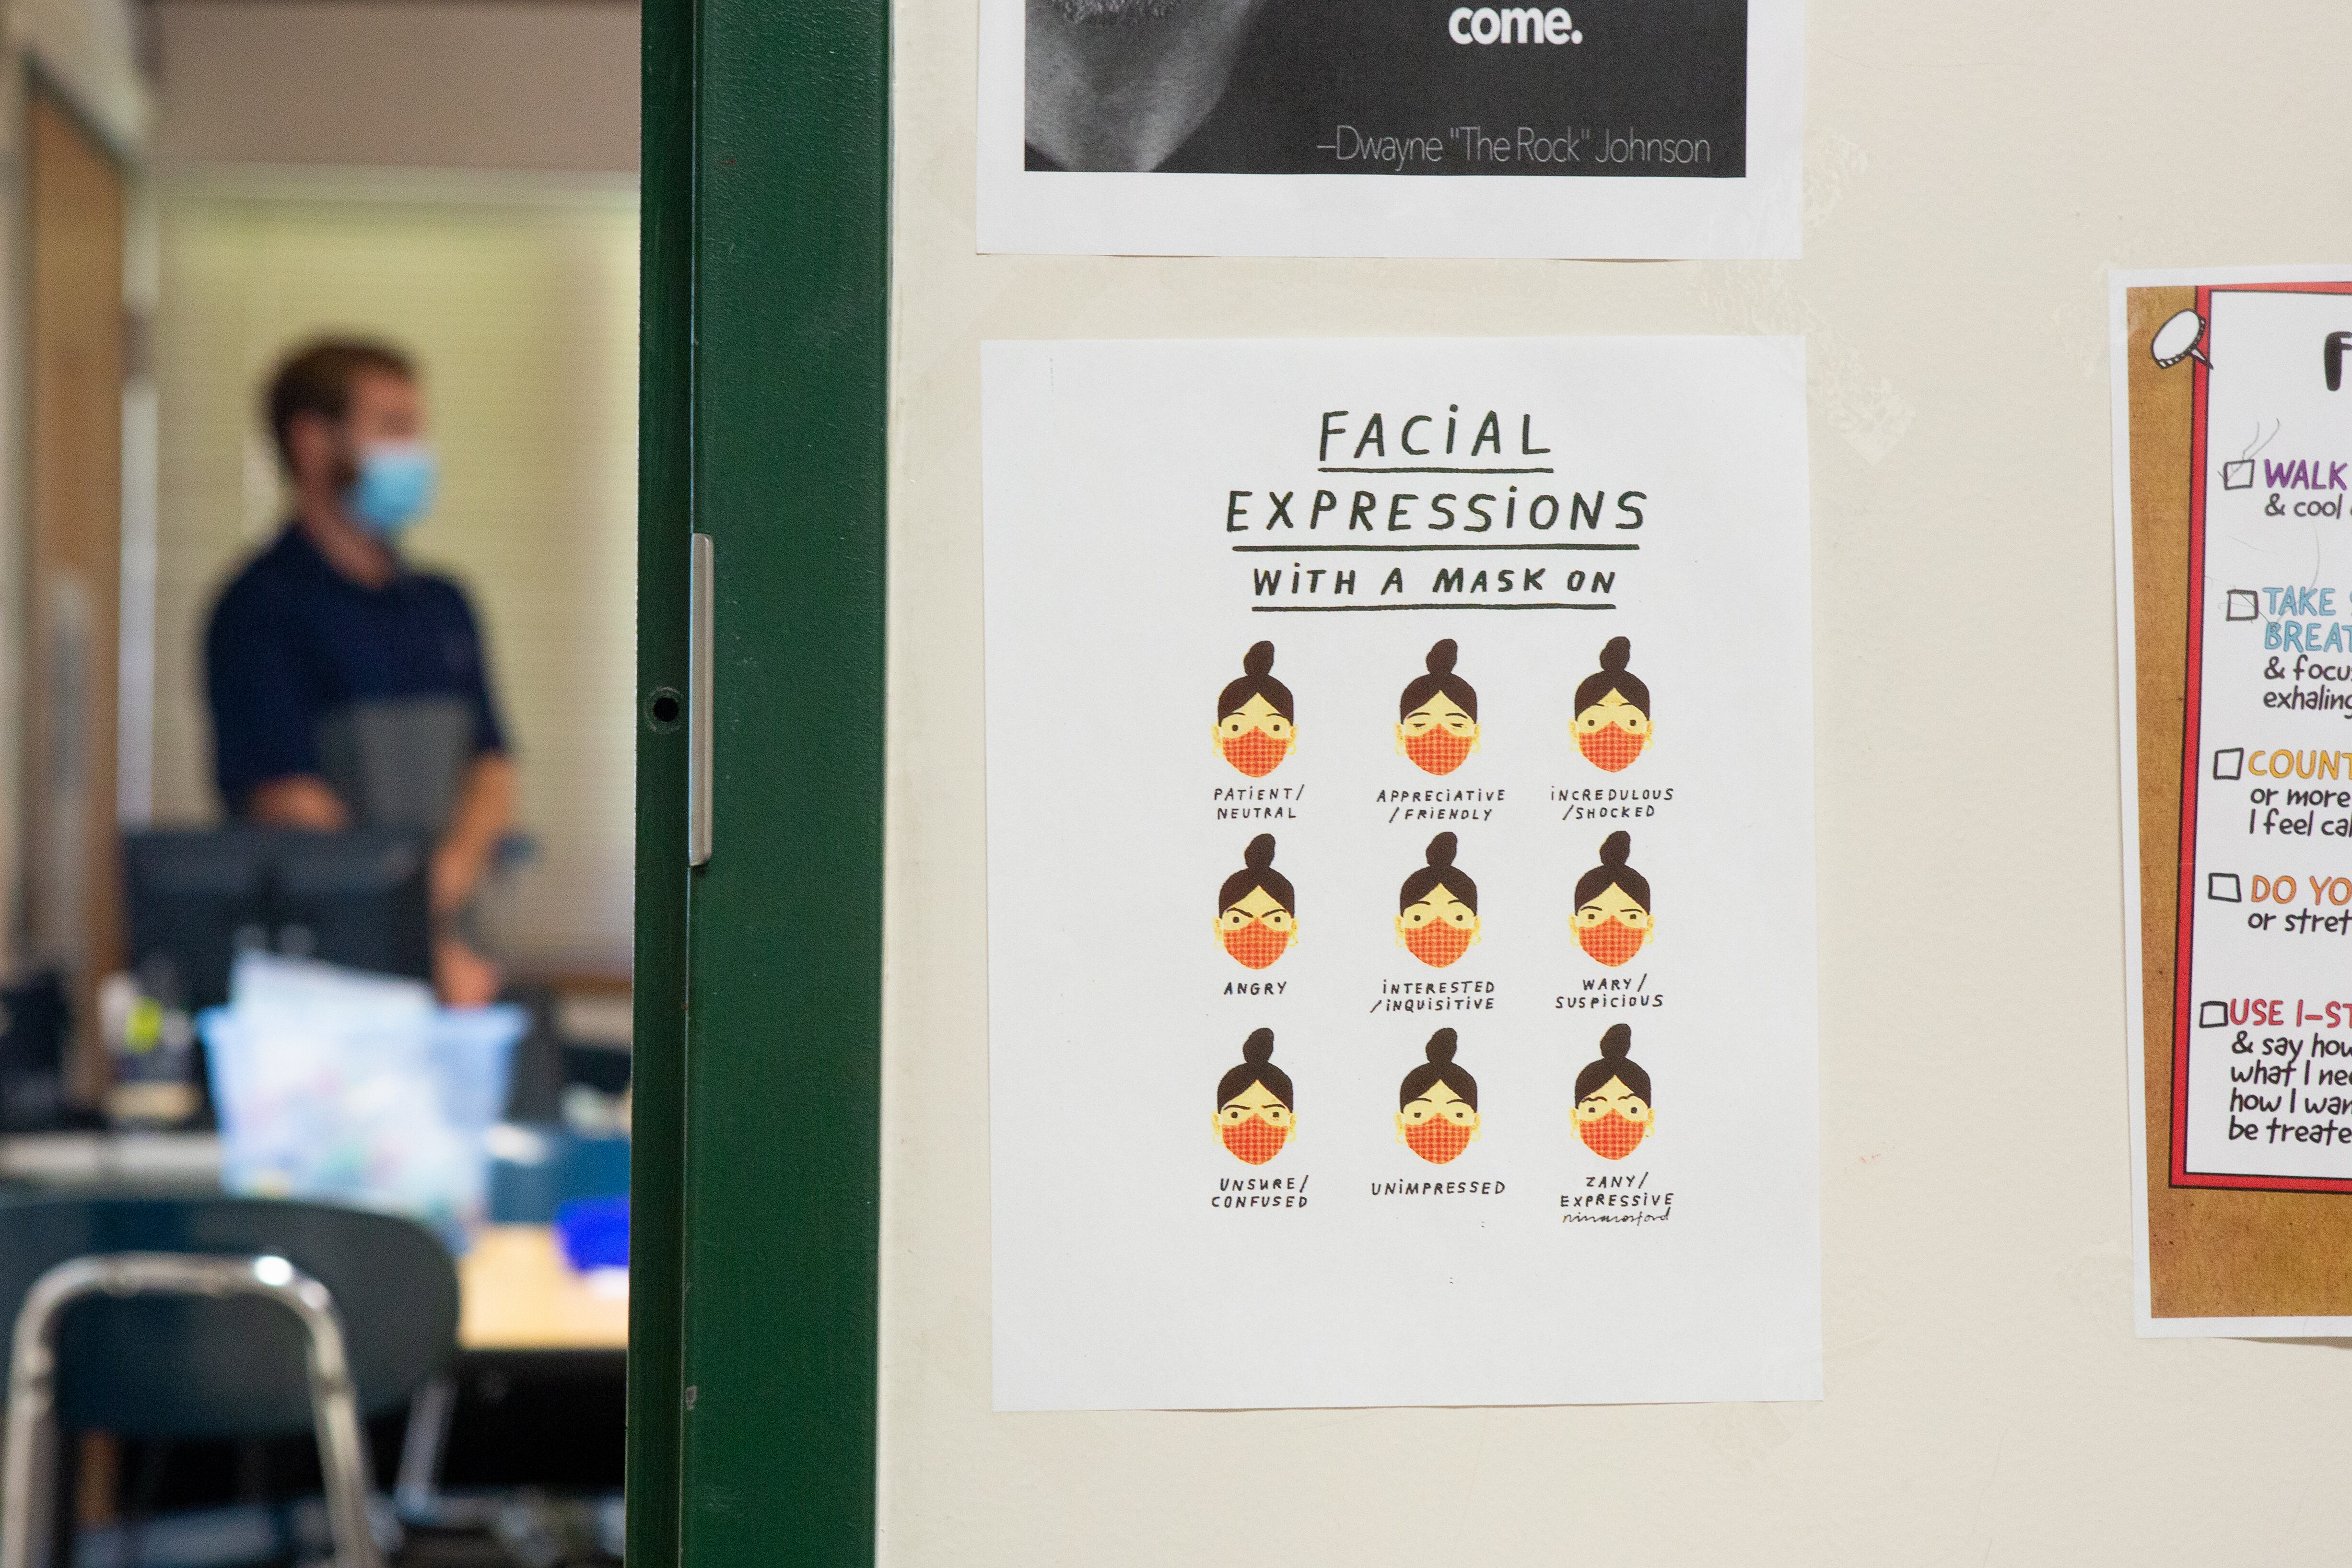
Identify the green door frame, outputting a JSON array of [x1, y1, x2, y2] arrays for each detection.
[[629, 0, 890, 1562]]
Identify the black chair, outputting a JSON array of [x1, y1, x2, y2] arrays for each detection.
[[0, 1196, 460, 1568]]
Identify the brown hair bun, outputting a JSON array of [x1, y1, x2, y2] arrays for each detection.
[[1217, 641, 1294, 723], [1217, 833, 1296, 913], [1399, 832, 1478, 913], [1574, 636, 1650, 717], [1398, 639, 1478, 721], [1217, 1027, 1295, 1109], [1574, 1023, 1651, 1103], [1399, 1026, 1478, 1110]]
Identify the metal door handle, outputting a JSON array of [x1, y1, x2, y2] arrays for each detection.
[[688, 532, 714, 866]]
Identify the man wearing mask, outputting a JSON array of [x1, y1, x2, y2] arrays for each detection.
[[205, 339, 515, 1006]]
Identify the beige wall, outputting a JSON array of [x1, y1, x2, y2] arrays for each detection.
[[152, 1, 638, 175], [879, 1, 2352, 1565], [151, 181, 639, 976]]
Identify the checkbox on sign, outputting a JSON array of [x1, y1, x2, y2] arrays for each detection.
[[2208, 872, 2242, 902], [2227, 590, 2261, 621], [2223, 460, 2256, 490], [2213, 748, 2245, 780], [2199, 1001, 2232, 1028]]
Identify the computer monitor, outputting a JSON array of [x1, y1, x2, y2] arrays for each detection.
[[122, 828, 433, 1010]]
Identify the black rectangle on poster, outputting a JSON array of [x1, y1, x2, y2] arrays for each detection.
[[1025, 0, 1746, 177]]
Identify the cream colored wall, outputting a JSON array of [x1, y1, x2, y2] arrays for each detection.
[[151, 0, 638, 175], [151, 183, 639, 976], [880, 1, 2352, 1564]]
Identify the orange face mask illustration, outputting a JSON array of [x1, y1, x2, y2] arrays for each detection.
[[1397, 833, 1480, 970], [1397, 1030, 1479, 1165], [1221, 726, 1289, 777], [1576, 916, 1648, 968], [1221, 919, 1289, 970], [1571, 831, 1652, 968], [1403, 921, 1474, 969], [1577, 722, 1647, 773], [1406, 1118, 1474, 1164], [1577, 1112, 1647, 1160], [1214, 1029, 1296, 1166], [1572, 636, 1653, 774], [1221, 1114, 1289, 1164], [1216, 835, 1298, 971], [1214, 641, 1297, 778], [1404, 728, 1474, 776], [1573, 1024, 1655, 1161], [1395, 639, 1479, 776]]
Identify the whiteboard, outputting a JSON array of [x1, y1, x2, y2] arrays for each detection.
[[875, 1, 2352, 1559]]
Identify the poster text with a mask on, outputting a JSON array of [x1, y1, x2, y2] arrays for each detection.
[[983, 336, 1820, 1409], [981, 0, 1803, 258]]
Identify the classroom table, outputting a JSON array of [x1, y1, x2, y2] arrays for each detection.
[[0, 1135, 628, 1350], [0, 1133, 627, 1513], [457, 1223, 629, 1350]]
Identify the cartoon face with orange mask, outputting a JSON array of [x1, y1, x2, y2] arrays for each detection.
[[1216, 834, 1298, 970], [1395, 832, 1481, 969], [1395, 639, 1479, 776], [1214, 1028, 1296, 1166], [1571, 831, 1652, 968], [1572, 636, 1652, 773], [1572, 1024, 1655, 1160], [1214, 641, 1297, 778], [1396, 1028, 1481, 1165]]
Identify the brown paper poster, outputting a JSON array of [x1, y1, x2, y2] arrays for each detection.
[[2114, 270, 2352, 1331]]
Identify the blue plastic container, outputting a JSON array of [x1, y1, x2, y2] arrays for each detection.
[[554, 1195, 629, 1271]]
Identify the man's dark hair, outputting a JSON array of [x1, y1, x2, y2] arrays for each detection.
[[264, 338, 416, 473]]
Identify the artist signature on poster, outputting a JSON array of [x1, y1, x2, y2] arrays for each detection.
[[1560, 1170, 1674, 1225]]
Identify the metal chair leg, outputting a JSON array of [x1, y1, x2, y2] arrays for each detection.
[[393, 1373, 456, 1524], [0, 1253, 390, 1568]]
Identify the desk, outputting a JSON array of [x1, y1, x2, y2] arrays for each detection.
[[0, 1130, 222, 1184], [458, 1224, 628, 1350], [0, 1136, 628, 1351]]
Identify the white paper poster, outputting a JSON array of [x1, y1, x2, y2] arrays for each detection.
[[984, 336, 1820, 1409], [980, 0, 1802, 259]]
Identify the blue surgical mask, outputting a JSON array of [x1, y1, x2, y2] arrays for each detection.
[[344, 443, 439, 538]]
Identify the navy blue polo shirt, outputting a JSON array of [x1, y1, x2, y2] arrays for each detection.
[[205, 525, 506, 812]]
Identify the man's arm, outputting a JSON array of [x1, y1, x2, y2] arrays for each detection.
[[246, 775, 351, 830], [431, 751, 517, 916], [429, 753, 516, 1009]]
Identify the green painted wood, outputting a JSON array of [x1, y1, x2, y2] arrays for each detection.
[[624, 0, 695, 1564], [631, 0, 891, 1560]]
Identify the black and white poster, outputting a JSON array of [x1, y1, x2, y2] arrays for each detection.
[[980, 0, 1802, 258]]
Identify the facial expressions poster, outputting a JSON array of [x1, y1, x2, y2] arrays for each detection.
[[2112, 269, 2352, 1334], [984, 337, 1819, 1408], [976, 0, 1803, 258]]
